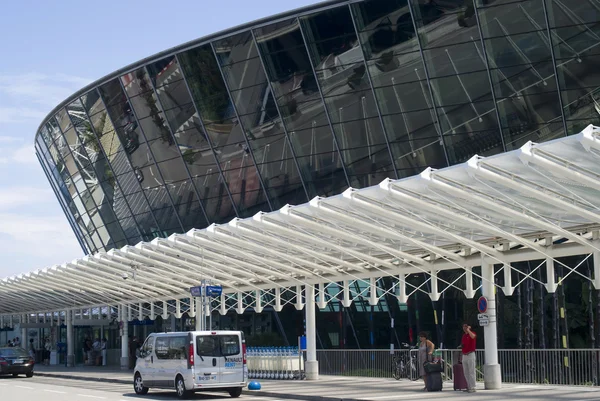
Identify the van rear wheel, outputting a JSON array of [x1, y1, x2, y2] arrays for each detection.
[[228, 387, 243, 398], [175, 375, 192, 399]]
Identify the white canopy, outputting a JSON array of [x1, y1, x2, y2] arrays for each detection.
[[3, 125, 600, 317]]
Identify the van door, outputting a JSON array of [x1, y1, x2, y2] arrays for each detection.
[[138, 335, 156, 386], [153, 336, 170, 387], [195, 335, 220, 386], [166, 335, 188, 386], [219, 334, 244, 384]]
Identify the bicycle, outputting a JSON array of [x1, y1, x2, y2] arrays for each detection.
[[392, 343, 419, 381]]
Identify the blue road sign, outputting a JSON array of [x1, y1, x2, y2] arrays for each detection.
[[477, 296, 488, 314], [206, 285, 222, 297], [190, 286, 202, 297], [190, 285, 222, 297]]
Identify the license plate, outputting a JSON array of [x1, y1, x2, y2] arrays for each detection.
[[14, 360, 23, 364]]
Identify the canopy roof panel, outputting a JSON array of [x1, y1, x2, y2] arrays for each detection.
[[3, 125, 600, 314]]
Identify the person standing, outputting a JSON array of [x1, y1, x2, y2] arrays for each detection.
[[44, 337, 52, 365], [417, 332, 435, 390], [28, 339, 36, 361], [101, 338, 107, 366], [461, 323, 477, 393]]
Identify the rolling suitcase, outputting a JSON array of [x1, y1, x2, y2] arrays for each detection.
[[426, 371, 443, 392], [453, 363, 468, 391]]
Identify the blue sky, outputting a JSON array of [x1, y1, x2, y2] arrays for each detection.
[[0, 0, 322, 278]]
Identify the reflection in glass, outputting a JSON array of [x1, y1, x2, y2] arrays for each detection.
[[34, 0, 600, 255], [477, 0, 564, 149], [351, 0, 447, 175], [255, 17, 350, 198]]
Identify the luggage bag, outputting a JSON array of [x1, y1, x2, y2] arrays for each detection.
[[453, 363, 468, 391], [426, 371, 443, 392]]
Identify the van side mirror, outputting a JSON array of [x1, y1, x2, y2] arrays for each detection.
[[136, 349, 142, 358]]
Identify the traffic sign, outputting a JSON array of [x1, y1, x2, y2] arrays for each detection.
[[205, 285, 222, 297], [190, 285, 223, 297], [477, 313, 489, 326], [477, 296, 488, 314], [190, 286, 202, 297]]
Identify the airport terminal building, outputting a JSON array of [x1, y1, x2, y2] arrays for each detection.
[[33, 0, 600, 349]]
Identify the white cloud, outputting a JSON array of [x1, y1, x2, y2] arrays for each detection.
[[0, 107, 47, 123], [0, 212, 83, 278], [0, 136, 23, 143], [0, 73, 92, 125], [0, 187, 53, 210], [11, 144, 36, 164], [0, 73, 91, 107], [0, 144, 38, 166]]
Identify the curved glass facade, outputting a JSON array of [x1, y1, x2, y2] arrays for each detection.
[[35, 0, 600, 254]]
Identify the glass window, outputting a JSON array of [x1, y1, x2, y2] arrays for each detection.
[[196, 336, 219, 357], [81, 90, 105, 117], [139, 335, 154, 357], [220, 335, 240, 356], [168, 336, 188, 360], [155, 337, 169, 359], [195, 335, 239, 357], [351, 0, 419, 81], [121, 67, 154, 98], [255, 17, 352, 198], [179, 44, 234, 124]]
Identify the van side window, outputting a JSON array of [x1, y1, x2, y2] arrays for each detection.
[[140, 336, 154, 358], [196, 336, 219, 357], [155, 337, 169, 360], [220, 335, 240, 356], [168, 336, 187, 360]]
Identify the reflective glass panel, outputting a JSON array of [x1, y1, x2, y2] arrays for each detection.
[[301, 6, 395, 185], [255, 18, 350, 198], [477, 0, 564, 149]]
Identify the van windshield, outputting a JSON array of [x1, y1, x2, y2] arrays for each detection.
[[196, 335, 240, 357]]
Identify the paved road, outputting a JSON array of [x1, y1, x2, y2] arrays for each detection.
[[0, 375, 291, 401]]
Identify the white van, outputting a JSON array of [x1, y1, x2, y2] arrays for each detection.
[[133, 331, 247, 399]]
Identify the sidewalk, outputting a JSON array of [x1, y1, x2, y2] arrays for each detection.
[[34, 365, 600, 401]]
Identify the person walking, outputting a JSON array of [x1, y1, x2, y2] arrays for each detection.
[[460, 323, 477, 393], [417, 332, 435, 390]]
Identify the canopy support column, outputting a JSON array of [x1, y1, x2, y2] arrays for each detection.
[[482, 259, 501, 389], [21, 315, 26, 351], [305, 284, 318, 380], [120, 305, 129, 370], [593, 250, 600, 289], [66, 310, 74, 367]]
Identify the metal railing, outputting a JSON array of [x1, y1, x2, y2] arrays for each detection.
[[316, 349, 600, 386]]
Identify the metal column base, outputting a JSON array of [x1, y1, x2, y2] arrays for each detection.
[[120, 356, 130, 370], [483, 364, 501, 389], [305, 360, 319, 380], [66, 355, 74, 368]]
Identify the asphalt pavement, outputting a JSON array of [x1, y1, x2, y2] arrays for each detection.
[[0, 375, 291, 401], [32, 366, 600, 401]]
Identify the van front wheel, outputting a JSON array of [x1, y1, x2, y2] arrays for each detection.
[[133, 373, 149, 395], [175, 375, 192, 399], [228, 387, 243, 398]]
